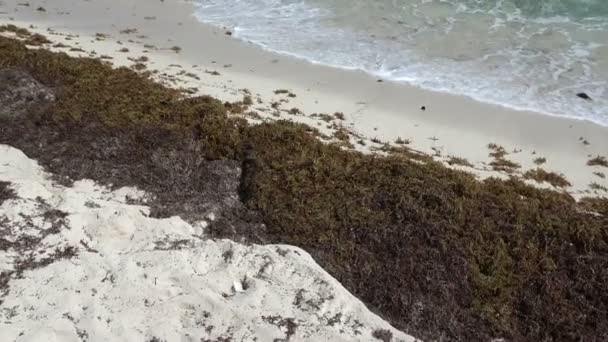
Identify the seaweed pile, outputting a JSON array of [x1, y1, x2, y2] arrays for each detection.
[[1, 34, 607, 341]]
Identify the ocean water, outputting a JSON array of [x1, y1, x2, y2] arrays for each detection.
[[194, 0, 608, 126]]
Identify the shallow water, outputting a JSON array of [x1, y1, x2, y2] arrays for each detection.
[[194, 0, 608, 126]]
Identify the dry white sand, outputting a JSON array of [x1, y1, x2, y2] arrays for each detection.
[[0, 144, 417, 341], [1, 0, 607, 196]]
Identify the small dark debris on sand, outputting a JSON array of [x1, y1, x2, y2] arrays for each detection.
[[576, 92, 592, 101]]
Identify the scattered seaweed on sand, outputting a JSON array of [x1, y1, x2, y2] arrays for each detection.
[[0, 24, 31, 37], [273, 89, 296, 97], [333, 127, 350, 142], [587, 156, 608, 167], [488, 143, 507, 159], [311, 113, 334, 122], [131, 63, 146, 71], [489, 158, 520, 173], [593, 171, 606, 179], [1, 34, 608, 342], [288, 108, 301, 115], [119, 28, 138, 34], [242, 95, 253, 106], [589, 182, 608, 192], [488, 143, 520, 173], [524, 168, 571, 188], [0, 26, 49, 46], [533, 157, 546, 165], [225, 101, 247, 115], [183, 72, 199, 80], [131, 56, 149, 63], [394, 137, 410, 145], [23, 33, 50, 46], [447, 156, 473, 168]]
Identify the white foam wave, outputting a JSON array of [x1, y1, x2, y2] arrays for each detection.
[[193, 0, 608, 126]]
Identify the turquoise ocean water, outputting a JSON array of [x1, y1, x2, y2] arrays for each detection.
[[195, 0, 608, 125]]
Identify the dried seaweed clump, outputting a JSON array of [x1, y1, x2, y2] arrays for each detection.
[[588, 156, 608, 167], [447, 156, 473, 167], [0, 25, 50, 46], [488, 143, 520, 173], [524, 168, 571, 188]]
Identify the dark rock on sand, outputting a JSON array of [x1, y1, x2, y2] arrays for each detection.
[[577, 92, 592, 101], [0, 69, 55, 118]]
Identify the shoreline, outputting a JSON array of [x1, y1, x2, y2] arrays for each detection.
[[201, 19, 608, 130], [1, 0, 607, 196]]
